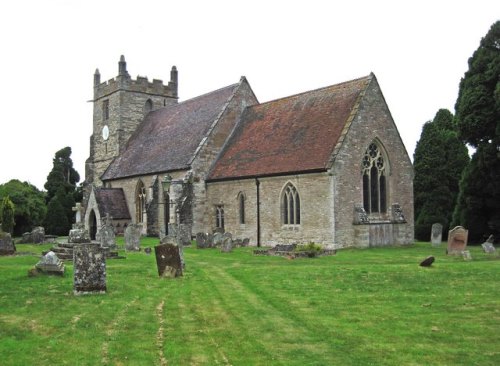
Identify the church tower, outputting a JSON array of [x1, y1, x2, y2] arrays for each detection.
[[85, 55, 178, 188]]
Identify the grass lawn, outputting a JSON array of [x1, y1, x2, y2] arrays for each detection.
[[0, 239, 499, 365]]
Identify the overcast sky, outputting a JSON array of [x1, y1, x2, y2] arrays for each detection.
[[0, 0, 498, 191]]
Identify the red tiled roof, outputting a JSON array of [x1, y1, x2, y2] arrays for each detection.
[[95, 188, 131, 219], [208, 75, 372, 181], [102, 83, 240, 180]]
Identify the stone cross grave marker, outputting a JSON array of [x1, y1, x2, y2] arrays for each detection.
[[431, 223, 443, 247], [72, 203, 84, 224], [447, 226, 468, 255], [73, 243, 106, 295], [154, 243, 183, 277]]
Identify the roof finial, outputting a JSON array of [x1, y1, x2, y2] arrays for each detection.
[[118, 55, 128, 76], [94, 68, 101, 86]]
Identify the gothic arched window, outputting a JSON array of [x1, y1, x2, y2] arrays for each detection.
[[282, 183, 301, 225], [135, 181, 146, 223], [238, 192, 245, 224], [362, 142, 387, 214], [144, 99, 153, 117], [216, 205, 225, 230]]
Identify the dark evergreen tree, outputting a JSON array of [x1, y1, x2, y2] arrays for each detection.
[[44, 188, 69, 236], [413, 109, 469, 241], [0, 179, 47, 236], [0, 196, 15, 235], [453, 21, 500, 242], [44, 147, 80, 234]]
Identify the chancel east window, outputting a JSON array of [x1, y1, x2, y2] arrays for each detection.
[[362, 142, 387, 214], [282, 183, 301, 225], [216, 205, 225, 230], [136, 181, 147, 223]]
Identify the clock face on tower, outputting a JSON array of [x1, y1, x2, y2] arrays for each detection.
[[102, 125, 109, 141]]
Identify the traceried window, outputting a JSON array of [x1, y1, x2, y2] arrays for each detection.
[[215, 205, 224, 230], [103, 99, 109, 121], [282, 183, 301, 225], [238, 193, 245, 224], [136, 181, 147, 223], [362, 142, 387, 214]]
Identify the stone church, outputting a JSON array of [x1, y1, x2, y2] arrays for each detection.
[[83, 56, 414, 248]]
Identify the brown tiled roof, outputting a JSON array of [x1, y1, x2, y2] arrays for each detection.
[[102, 83, 241, 180], [95, 188, 131, 219], [208, 74, 372, 181]]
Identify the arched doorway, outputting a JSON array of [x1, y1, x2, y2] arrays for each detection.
[[89, 209, 97, 240]]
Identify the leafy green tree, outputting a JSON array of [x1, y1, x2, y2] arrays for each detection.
[[0, 196, 15, 235], [44, 147, 80, 234], [453, 21, 500, 242], [0, 179, 47, 236], [413, 109, 469, 240]]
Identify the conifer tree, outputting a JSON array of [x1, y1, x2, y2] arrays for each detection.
[[413, 109, 469, 240], [453, 21, 500, 242], [0, 196, 15, 235]]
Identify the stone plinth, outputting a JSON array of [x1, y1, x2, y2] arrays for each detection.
[[73, 244, 106, 295], [35, 251, 64, 275]]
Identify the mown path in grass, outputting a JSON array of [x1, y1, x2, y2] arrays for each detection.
[[1, 241, 499, 365]]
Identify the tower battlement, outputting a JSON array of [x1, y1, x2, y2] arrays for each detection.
[[93, 55, 178, 101]]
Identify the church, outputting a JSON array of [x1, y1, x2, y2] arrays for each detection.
[[83, 56, 414, 248]]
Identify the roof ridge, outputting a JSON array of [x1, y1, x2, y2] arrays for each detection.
[[256, 74, 373, 107]]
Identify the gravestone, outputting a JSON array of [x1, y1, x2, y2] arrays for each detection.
[[125, 223, 142, 251], [178, 224, 191, 246], [72, 203, 84, 225], [481, 235, 496, 254], [431, 223, 443, 247], [462, 250, 472, 261], [447, 226, 468, 255], [241, 238, 250, 247], [97, 217, 116, 250], [73, 243, 106, 295], [419, 256, 435, 267], [220, 235, 233, 253], [34, 251, 65, 275], [154, 244, 183, 277], [213, 232, 224, 247], [232, 238, 242, 247], [196, 232, 207, 248], [206, 233, 214, 248], [31, 226, 46, 244], [0, 231, 15, 255]]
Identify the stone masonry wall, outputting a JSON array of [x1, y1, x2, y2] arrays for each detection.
[[330, 76, 414, 248], [206, 173, 334, 246]]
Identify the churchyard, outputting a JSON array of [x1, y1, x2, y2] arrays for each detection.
[[1, 238, 499, 365]]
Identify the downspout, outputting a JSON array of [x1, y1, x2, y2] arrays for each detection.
[[255, 178, 261, 247]]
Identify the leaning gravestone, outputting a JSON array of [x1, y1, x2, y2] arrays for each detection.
[[34, 251, 65, 275], [447, 226, 468, 255], [0, 231, 15, 255], [154, 243, 183, 277], [481, 235, 496, 254], [419, 256, 435, 267], [213, 232, 224, 247], [125, 224, 142, 251], [73, 243, 106, 295], [431, 223, 443, 247]]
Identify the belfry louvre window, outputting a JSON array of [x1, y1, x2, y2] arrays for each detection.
[[216, 205, 224, 230], [282, 183, 301, 225], [362, 142, 387, 214], [103, 99, 109, 120]]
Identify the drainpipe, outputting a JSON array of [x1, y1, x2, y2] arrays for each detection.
[[256, 178, 261, 247]]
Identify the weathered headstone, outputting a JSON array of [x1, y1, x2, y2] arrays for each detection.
[[125, 223, 142, 251], [0, 231, 15, 255], [34, 251, 65, 275], [241, 238, 250, 247], [220, 234, 233, 253], [196, 232, 207, 248], [462, 250, 472, 261], [232, 238, 242, 247], [73, 243, 106, 295], [447, 226, 468, 255], [154, 244, 183, 277], [481, 235, 496, 254], [97, 221, 116, 250], [72, 202, 84, 224], [31, 226, 46, 244], [206, 233, 214, 248], [213, 232, 224, 247], [419, 256, 435, 267], [431, 223, 443, 247], [178, 224, 191, 246]]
